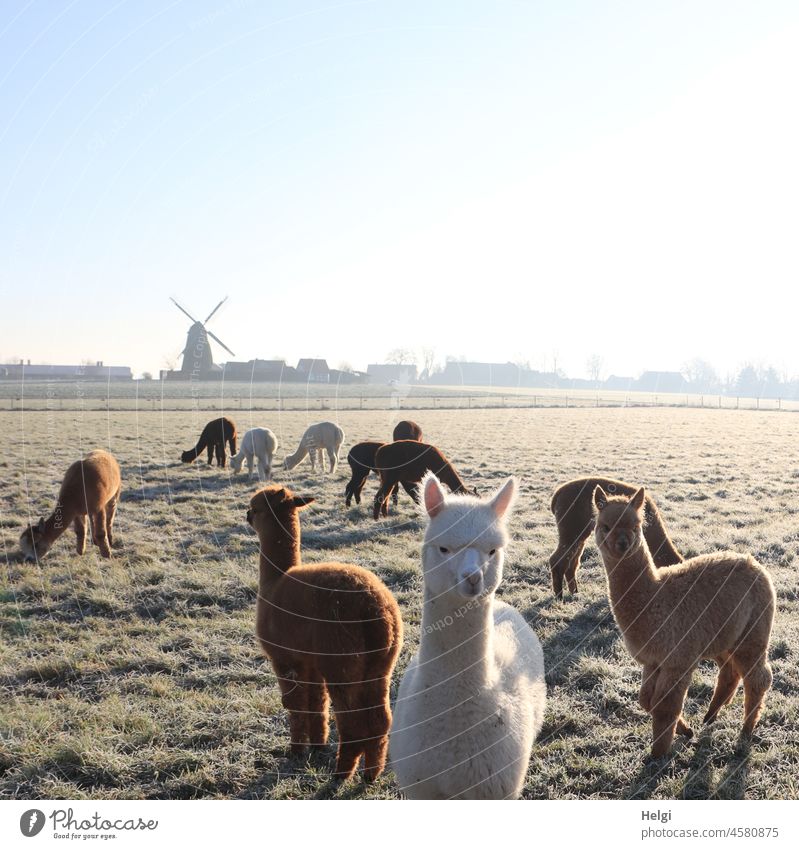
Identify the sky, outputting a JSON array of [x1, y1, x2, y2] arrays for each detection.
[[1, 0, 798, 379]]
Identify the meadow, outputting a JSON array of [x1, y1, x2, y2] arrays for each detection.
[[1, 404, 798, 799]]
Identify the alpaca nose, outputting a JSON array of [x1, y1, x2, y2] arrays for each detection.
[[465, 570, 481, 586]]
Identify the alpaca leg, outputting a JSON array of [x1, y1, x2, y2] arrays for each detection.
[[565, 538, 587, 595], [327, 448, 337, 475], [374, 485, 390, 520], [206, 444, 213, 464], [90, 510, 112, 558], [326, 684, 364, 782], [74, 515, 87, 555], [217, 442, 227, 468], [401, 480, 420, 503], [649, 669, 693, 758], [307, 680, 330, 750], [274, 665, 311, 754], [359, 681, 392, 782], [639, 664, 660, 713], [703, 652, 741, 725], [105, 492, 119, 547], [734, 651, 773, 735]]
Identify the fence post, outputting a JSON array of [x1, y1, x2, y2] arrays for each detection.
[[736, 397, 739, 409], [778, 397, 782, 410]]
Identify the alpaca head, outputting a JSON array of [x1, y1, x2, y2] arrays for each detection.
[[593, 485, 646, 561], [230, 453, 243, 474], [180, 449, 196, 464], [246, 485, 314, 543], [421, 472, 518, 601], [19, 517, 49, 561]]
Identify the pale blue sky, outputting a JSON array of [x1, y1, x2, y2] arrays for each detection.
[[2, 1, 798, 378]]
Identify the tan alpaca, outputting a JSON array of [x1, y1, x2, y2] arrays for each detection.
[[593, 486, 775, 758], [19, 450, 122, 560]]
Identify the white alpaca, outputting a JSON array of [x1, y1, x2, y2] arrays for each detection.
[[230, 427, 278, 482], [282, 421, 345, 474], [390, 473, 546, 799]]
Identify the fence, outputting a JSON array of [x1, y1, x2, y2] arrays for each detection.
[[0, 392, 795, 413]]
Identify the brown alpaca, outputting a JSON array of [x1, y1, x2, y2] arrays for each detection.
[[549, 477, 682, 599], [19, 450, 122, 561], [181, 417, 237, 467], [346, 424, 424, 507], [392, 420, 423, 441], [594, 486, 775, 758], [247, 485, 403, 782], [373, 440, 476, 519]]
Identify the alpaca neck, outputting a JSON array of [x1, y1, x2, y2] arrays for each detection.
[[42, 506, 75, 545], [438, 465, 465, 493], [603, 543, 658, 630], [418, 589, 496, 687], [257, 518, 301, 594]]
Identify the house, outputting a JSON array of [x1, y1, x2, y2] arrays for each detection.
[[635, 371, 688, 393], [222, 359, 297, 381], [0, 360, 132, 381], [296, 358, 330, 383]]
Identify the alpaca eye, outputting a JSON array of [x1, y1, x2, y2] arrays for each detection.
[[601, 524, 610, 533], [439, 547, 449, 554], [489, 549, 496, 556]]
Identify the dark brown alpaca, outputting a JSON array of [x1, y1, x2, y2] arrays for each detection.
[[345, 424, 423, 508], [181, 417, 237, 467], [373, 440, 476, 519], [594, 486, 775, 758], [247, 485, 403, 782], [549, 477, 682, 599], [19, 450, 121, 560], [392, 420, 423, 441], [345, 441, 387, 507]]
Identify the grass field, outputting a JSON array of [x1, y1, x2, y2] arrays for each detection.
[[1, 406, 798, 800]]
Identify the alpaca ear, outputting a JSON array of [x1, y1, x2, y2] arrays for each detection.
[[630, 487, 645, 512], [490, 477, 518, 519], [37, 517, 46, 533], [593, 486, 608, 511], [423, 473, 446, 518], [291, 495, 315, 509]]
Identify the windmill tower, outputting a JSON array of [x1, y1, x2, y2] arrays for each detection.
[[170, 297, 235, 377]]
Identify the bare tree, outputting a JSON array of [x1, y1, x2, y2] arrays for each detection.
[[386, 347, 417, 365], [337, 361, 354, 373], [586, 354, 604, 384], [421, 347, 436, 375]]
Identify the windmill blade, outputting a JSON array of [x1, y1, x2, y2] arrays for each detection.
[[206, 329, 235, 357], [204, 296, 228, 324], [170, 297, 198, 324]]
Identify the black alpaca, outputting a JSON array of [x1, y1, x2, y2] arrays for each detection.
[[181, 417, 237, 467]]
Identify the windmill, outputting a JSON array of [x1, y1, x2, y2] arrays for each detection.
[[170, 297, 235, 376]]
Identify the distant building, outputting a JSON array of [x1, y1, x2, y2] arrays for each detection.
[[297, 358, 330, 383], [635, 371, 687, 393], [222, 359, 297, 381], [603, 374, 636, 392], [0, 360, 132, 381], [367, 363, 418, 384], [427, 361, 561, 388]]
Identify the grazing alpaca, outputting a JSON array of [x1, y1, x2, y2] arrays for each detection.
[[594, 486, 775, 758], [230, 427, 278, 481], [345, 441, 387, 507], [247, 485, 402, 782], [390, 474, 546, 799], [392, 420, 423, 442], [181, 417, 237, 467], [19, 450, 122, 561], [373, 440, 476, 519], [283, 421, 345, 474], [549, 477, 682, 598]]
